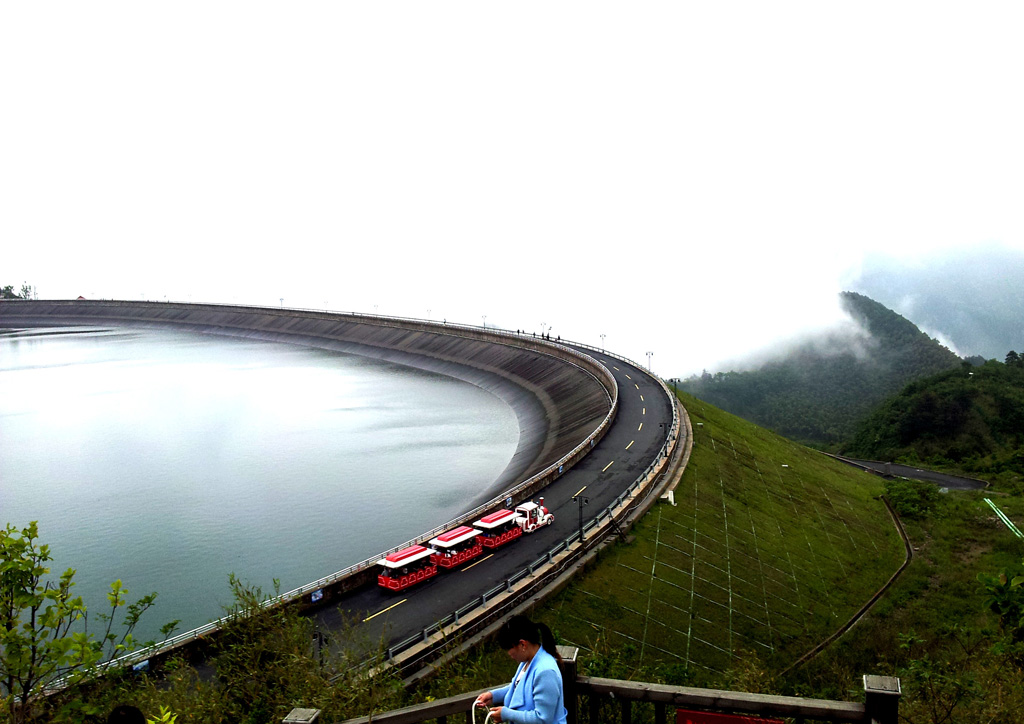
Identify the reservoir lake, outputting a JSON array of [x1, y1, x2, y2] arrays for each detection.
[[0, 327, 519, 641]]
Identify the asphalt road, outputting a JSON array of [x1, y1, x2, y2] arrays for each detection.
[[311, 349, 674, 650], [836, 456, 987, 490]]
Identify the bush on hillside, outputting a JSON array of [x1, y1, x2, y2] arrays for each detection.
[[885, 479, 940, 519]]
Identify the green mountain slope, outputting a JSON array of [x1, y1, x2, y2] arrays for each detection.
[[680, 292, 962, 444], [844, 356, 1024, 476], [536, 391, 906, 684]]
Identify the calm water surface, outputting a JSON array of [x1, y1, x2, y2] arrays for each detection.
[[0, 327, 519, 640]]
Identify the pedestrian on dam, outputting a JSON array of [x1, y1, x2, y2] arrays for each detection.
[[474, 615, 567, 724]]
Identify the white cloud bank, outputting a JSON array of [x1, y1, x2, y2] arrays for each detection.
[[3, 3, 1024, 376]]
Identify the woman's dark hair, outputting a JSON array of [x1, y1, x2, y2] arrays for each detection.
[[497, 615, 561, 660]]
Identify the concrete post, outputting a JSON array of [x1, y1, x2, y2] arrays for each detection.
[[863, 675, 901, 724], [557, 645, 579, 724]]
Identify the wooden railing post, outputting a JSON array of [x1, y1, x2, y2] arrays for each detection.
[[558, 645, 579, 724], [863, 675, 900, 724], [282, 708, 320, 724]]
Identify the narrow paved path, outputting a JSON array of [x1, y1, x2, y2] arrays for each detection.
[[834, 456, 986, 490]]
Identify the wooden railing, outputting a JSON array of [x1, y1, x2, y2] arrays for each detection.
[[310, 648, 900, 724]]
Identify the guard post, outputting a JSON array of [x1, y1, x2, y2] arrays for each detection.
[[557, 645, 579, 724], [863, 675, 900, 724]]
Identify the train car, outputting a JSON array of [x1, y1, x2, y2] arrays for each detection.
[[473, 508, 522, 549], [377, 544, 439, 591], [515, 497, 554, 533], [429, 525, 483, 569]]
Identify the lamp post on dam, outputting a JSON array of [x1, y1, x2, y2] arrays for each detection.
[[572, 485, 588, 543]]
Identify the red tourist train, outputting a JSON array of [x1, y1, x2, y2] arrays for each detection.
[[377, 499, 553, 592], [429, 525, 484, 568], [376, 544, 439, 591], [474, 508, 522, 548]]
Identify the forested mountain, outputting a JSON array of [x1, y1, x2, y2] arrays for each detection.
[[843, 354, 1024, 476], [680, 291, 962, 444]]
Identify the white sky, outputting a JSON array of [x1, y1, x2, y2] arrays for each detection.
[[4, 3, 1024, 377]]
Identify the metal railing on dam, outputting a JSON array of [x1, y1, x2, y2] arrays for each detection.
[[0, 299, 637, 671]]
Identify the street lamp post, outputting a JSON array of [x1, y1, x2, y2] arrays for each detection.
[[482, 315, 487, 329], [646, 351, 653, 371], [572, 486, 589, 544], [600, 334, 606, 352]]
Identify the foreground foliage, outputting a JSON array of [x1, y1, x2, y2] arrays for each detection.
[[24, 577, 405, 724], [1, 523, 170, 724]]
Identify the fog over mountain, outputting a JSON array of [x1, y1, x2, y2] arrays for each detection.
[[849, 243, 1024, 361], [680, 292, 962, 444], [699, 243, 1024, 377]]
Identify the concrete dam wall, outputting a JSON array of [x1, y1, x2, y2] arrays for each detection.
[[0, 300, 616, 505]]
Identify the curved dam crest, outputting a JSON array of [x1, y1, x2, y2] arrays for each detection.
[[0, 300, 615, 508]]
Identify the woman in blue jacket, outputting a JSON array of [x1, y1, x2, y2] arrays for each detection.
[[474, 615, 568, 724]]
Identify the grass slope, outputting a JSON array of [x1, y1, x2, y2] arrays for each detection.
[[793, 486, 1024, 718], [538, 392, 905, 685]]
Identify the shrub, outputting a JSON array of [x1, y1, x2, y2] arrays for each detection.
[[885, 479, 940, 519]]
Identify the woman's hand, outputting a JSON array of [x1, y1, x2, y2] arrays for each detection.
[[488, 705, 504, 722], [474, 692, 493, 708]]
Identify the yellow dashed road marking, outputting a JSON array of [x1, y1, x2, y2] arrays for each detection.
[[462, 554, 494, 572], [364, 599, 406, 622]]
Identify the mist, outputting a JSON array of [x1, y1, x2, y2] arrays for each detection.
[[4, 4, 1024, 378], [850, 243, 1024, 361]]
